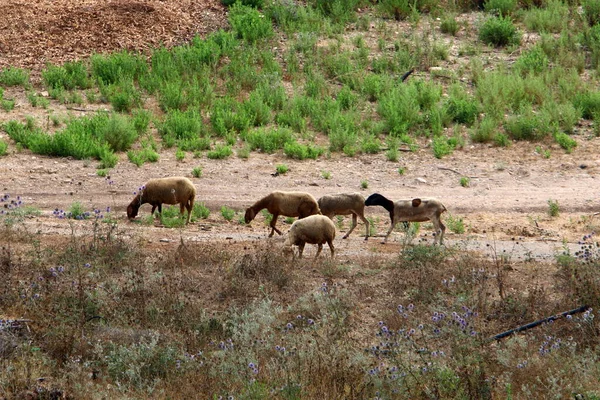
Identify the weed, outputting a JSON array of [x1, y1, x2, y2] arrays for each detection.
[[460, 176, 470, 187], [360, 179, 368, 189], [445, 213, 465, 234], [548, 199, 560, 217], [0, 66, 30, 87], [229, 3, 274, 43], [193, 202, 211, 220], [191, 166, 203, 178], [207, 144, 233, 159], [321, 170, 332, 179], [440, 15, 459, 36], [398, 166, 406, 175], [276, 164, 289, 175], [221, 206, 236, 221], [479, 15, 521, 47]]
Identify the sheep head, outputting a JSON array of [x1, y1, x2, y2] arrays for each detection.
[[127, 202, 139, 220], [244, 208, 256, 224]]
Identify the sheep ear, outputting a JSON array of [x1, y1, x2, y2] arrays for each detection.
[[412, 198, 422, 207]]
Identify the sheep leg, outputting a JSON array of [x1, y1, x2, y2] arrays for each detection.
[[343, 213, 358, 239], [269, 214, 282, 237], [327, 239, 335, 257], [315, 243, 323, 258], [186, 198, 194, 224], [432, 218, 446, 245], [382, 222, 396, 244], [298, 242, 305, 258], [360, 213, 370, 241]]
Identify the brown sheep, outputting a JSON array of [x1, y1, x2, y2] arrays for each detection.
[[318, 192, 370, 240], [244, 191, 320, 237], [365, 193, 447, 245], [127, 177, 196, 224]]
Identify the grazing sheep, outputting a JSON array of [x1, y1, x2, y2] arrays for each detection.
[[127, 177, 196, 223], [284, 215, 336, 258], [318, 192, 370, 240], [365, 193, 447, 245], [245, 191, 320, 237]]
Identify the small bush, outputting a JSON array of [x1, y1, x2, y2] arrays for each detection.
[[444, 96, 479, 125], [276, 164, 289, 174], [479, 16, 521, 47], [470, 117, 498, 143], [440, 16, 459, 36], [554, 132, 577, 153], [548, 199, 560, 217], [221, 0, 264, 7], [283, 142, 324, 160], [360, 179, 368, 189], [432, 136, 456, 159], [221, 206, 236, 221], [207, 144, 233, 159], [244, 127, 294, 153], [445, 213, 465, 234], [583, 0, 600, 26], [192, 166, 203, 178], [484, 0, 517, 16], [322, 170, 332, 179], [158, 109, 205, 147], [193, 202, 211, 220], [0, 140, 7, 156], [460, 176, 470, 187], [514, 46, 548, 76], [0, 67, 30, 87], [310, 0, 360, 25], [42, 61, 89, 90], [573, 91, 600, 120], [228, 3, 274, 43]]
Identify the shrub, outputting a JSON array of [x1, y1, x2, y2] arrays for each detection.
[[514, 45, 548, 76], [128, 147, 160, 167], [554, 132, 577, 153], [377, 84, 421, 135], [0, 140, 7, 156], [440, 16, 459, 36], [479, 16, 521, 47], [573, 91, 600, 120], [91, 50, 148, 85], [0, 67, 30, 87], [484, 0, 517, 16], [504, 111, 549, 141], [221, 206, 236, 221], [192, 166, 203, 178], [193, 202, 210, 220], [522, 0, 570, 34], [470, 117, 498, 143], [276, 164, 289, 174], [221, 0, 264, 7], [244, 127, 294, 153], [158, 109, 205, 147], [310, 0, 360, 25], [207, 144, 233, 159], [446, 213, 465, 234], [432, 136, 456, 159], [548, 199, 560, 217], [42, 61, 89, 90], [228, 3, 274, 43], [583, 0, 600, 26], [283, 142, 325, 160]]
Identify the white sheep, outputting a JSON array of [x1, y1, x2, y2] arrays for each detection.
[[318, 192, 370, 240], [244, 191, 321, 237], [365, 193, 447, 245], [284, 214, 336, 258], [127, 177, 196, 224]]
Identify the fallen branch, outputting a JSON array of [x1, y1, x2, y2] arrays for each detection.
[[491, 305, 589, 341]]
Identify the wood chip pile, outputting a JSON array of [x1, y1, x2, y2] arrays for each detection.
[[0, 0, 228, 77]]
